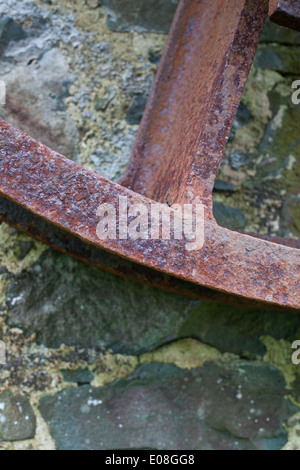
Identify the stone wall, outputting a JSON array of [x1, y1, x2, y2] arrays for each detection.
[[0, 0, 299, 450]]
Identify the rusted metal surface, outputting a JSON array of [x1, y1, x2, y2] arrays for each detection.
[[0, 196, 279, 308], [0, 121, 299, 309], [269, 0, 300, 31], [0, 194, 298, 309], [120, 0, 269, 215], [0, 0, 299, 310], [247, 233, 300, 250]]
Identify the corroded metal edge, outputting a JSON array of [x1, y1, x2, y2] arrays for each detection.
[[0, 120, 299, 309]]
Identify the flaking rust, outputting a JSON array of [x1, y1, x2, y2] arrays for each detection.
[[0, 0, 299, 309]]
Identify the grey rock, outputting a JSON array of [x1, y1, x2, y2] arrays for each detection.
[[280, 195, 300, 238], [148, 51, 162, 64], [62, 369, 94, 385], [126, 95, 148, 125], [94, 99, 110, 112], [102, 0, 179, 34], [94, 86, 116, 111], [179, 301, 300, 357], [244, 88, 300, 195], [213, 202, 247, 231], [91, 126, 137, 180], [214, 180, 236, 193], [6, 250, 200, 353], [17, 241, 35, 261], [0, 17, 26, 53], [0, 0, 83, 163], [229, 102, 251, 142], [0, 2, 82, 65], [255, 44, 300, 75], [229, 150, 253, 170], [0, 391, 36, 441], [39, 361, 296, 450], [261, 19, 300, 45], [0, 48, 79, 162]]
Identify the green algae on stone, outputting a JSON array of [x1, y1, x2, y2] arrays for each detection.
[[0, 223, 46, 275], [140, 338, 221, 370], [261, 336, 300, 396]]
